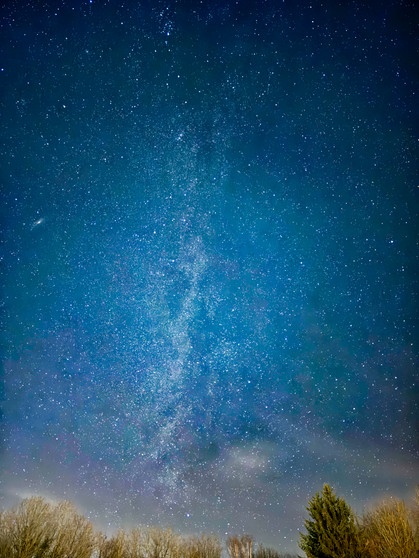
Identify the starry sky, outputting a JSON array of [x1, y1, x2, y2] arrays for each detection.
[[1, 0, 418, 554]]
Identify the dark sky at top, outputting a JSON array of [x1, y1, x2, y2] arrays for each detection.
[[1, 0, 418, 553]]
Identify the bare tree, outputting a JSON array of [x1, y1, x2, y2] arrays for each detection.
[[361, 498, 418, 558], [254, 548, 300, 558], [98, 530, 127, 558], [49, 500, 95, 558], [179, 533, 222, 558], [253, 545, 281, 558], [125, 527, 144, 558], [141, 527, 180, 558], [413, 486, 419, 547], [0, 496, 95, 558], [226, 534, 253, 558], [0, 496, 55, 558]]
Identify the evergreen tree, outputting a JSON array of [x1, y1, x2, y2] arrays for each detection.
[[299, 484, 361, 558]]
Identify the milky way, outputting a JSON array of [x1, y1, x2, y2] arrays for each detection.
[[1, 1, 418, 553]]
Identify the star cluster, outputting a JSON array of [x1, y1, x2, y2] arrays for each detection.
[[1, 1, 417, 553]]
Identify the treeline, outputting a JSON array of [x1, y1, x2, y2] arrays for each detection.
[[0, 496, 294, 558], [0, 484, 417, 558]]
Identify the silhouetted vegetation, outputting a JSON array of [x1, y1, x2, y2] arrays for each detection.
[[0, 485, 417, 558]]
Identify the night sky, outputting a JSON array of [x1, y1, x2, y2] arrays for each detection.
[[1, 0, 418, 554]]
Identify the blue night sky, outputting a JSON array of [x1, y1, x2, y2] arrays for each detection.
[[1, 0, 418, 553]]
